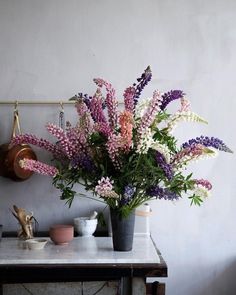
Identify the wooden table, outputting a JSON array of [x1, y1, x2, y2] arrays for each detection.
[[0, 236, 167, 295]]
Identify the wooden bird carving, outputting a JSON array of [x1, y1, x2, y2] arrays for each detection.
[[11, 205, 34, 239]]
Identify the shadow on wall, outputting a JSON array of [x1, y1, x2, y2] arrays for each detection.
[[198, 260, 236, 295]]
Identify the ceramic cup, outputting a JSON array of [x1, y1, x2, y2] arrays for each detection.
[[49, 224, 74, 245], [74, 217, 97, 237]]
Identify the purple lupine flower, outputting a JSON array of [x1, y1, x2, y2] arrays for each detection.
[[71, 153, 95, 171], [133, 66, 152, 107], [160, 90, 185, 110], [146, 186, 179, 200], [79, 92, 106, 109], [156, 151, 173, 180], [124, 184, 135, 199], [182, 136, 233, 153], [120, 185, 135, 205], [76, 93, 93, 107]]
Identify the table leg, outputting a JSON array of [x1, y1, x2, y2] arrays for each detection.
[[132, 277, 146, 295]]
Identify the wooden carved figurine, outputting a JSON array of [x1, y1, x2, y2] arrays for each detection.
[[11, 205, 34, 239]]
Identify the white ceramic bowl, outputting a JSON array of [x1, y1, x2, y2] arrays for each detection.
[[26, 238, 48, 250], [74, 217, 97, 237]]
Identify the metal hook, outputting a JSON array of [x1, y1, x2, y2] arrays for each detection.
[[59, 101, 65, 130], [60, 101, 64, 112], [14, 100, 18, 112]]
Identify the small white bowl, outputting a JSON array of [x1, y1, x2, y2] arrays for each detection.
[[26, 238, 48, 250], [74, 217, 97, 237]]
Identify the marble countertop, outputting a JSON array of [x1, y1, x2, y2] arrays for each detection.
[[0, 236, 160, 265]]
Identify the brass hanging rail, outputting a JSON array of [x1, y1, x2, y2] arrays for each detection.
[[0, 100, 74, 105]]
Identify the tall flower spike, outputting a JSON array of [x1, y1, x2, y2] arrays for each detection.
[[182, 136, 233, 153], [151, 141, 171, 163], [89, 88, 107, 123], [179, 97, 191, 112], [133, 66, 152, 107], [160, 90, 185, 110], [19, 159, 58, 177], [123, 86, 136, 113], [10, 134, 64, 159], [167, 111, 208, 133], [156, 151, 173, 180], [146, 185, 179, 200], [136, 128, 154, 154], [193, 179, 212, 190], [172, 144, 217, 169], [119, 110, 134, 151], [137, 90, 163, 137], [75, 98, 93, 130], [106, 133, 123, 169], [46, 123, 77, 159], [94, 122, 112, 137], [93, 78, 118, 129]]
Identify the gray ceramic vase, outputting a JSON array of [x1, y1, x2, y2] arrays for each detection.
[[110, 208, 135, 251]]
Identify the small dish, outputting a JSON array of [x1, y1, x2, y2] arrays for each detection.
[[26, 238, 48, 250]]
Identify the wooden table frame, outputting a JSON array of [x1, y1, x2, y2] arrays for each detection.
[[0, 236, 167, 295]]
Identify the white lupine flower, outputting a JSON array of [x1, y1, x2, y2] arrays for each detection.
[[151, 141, 171, 163], [135, 97, 152, 119], [193, 186, 210, 198], [167, 111, 208, 133], [136, 128, 154, 154]]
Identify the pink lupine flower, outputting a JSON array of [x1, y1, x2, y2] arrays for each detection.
[[89, 88, 107, 123], [137, 90, 163, 137], [10, 134, 64, 159], [106, 133, 124, 169], [171, 144, 216, 168], [95, 177, 119, 198], [194, 179, 212, 190], [179, 97, 191, 112], [65, 126, 86, 156], [94, 122, 112, 137], [20, 159, 58, 177], [46, 123, 76, 158], [172, 144, 205, 165], [93, 78, 118, 129], [119, 110, 134, 151], [75, 98, 93, 134], [123, 86, 136, 113]]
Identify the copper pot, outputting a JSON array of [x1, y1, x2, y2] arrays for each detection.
[[0, 108, 37, 181]]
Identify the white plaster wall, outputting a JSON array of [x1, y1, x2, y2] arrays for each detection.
[[0, 0, 235, 294]]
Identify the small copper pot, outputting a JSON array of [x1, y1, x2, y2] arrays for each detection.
[[0, 143, 37, 181], [0, 108, 37, 181]]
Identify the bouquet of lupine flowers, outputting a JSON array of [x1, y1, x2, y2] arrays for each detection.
[[11, 66, 232, 216]]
